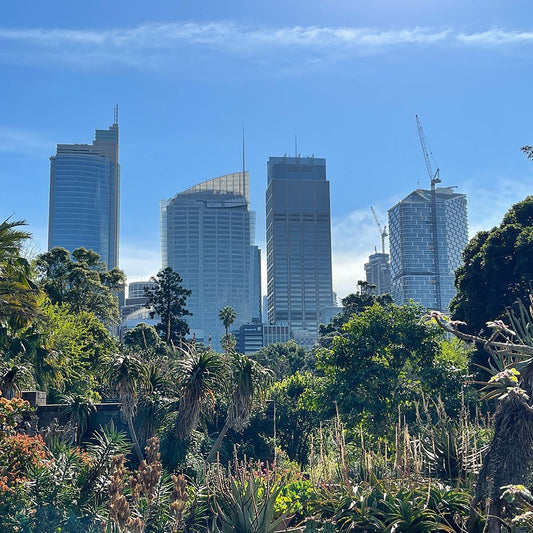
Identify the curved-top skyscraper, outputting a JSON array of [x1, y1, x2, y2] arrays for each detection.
[[161, 172, 261, 349], [48, 114, 120, 269]]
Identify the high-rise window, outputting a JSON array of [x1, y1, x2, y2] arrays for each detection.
[[266, 156, 333, 347], [388, 187, 468, 312], [161, 172, 261, 349], [48, 118, 120, 269]]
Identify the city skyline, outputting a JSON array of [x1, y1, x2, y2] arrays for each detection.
[[2, 1, 533, 299]]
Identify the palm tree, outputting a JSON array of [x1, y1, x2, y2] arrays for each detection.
[[135, 363, 174, 449], [219, 306, 236, 337], [173, 347, 226, 440], [206, 352, 273, 462], [219, 306, 237, 353], [0, 362, 33, 399], [0, 218, 40, 328], [61, 394, 96, 444], [103, 353, 147, 462]]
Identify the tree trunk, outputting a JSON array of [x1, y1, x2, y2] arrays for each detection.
[[127, 414, 145, 463], [468, 366, 533, 533], [206, 416, 232, 463]]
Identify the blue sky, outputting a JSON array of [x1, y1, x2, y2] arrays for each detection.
[[1, 0, 532, 299]]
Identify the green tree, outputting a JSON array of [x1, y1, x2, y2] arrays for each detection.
[[173, 348, 226, 440], [0, 218, 40, 329], [268, 371, 330, 465], [145, 267, 192, 346], [123, 322, 166, 355], [319, 285, 393, 348], [316, 302, 449, 438], [254, 340, 311, 380], [451, 196, 533, 335], [35, 247, 125, 324], [219, 306, 237, 353], [219, 306, 236, 337], [206, 352, 272, 462], [37, 300, 115, 400]]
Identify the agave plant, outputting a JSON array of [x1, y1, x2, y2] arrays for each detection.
[[208, 458, 290, 533]]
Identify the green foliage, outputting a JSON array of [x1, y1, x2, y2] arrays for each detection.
[[319, 288, 393, 348], [254, 340, 312, 380], [269, 371, 331, 465], [145, 267, 192, 346], [451, 195, 533, 334], [317, 302, 462, 438], [219, 306, 236, 335], [173, 347, 226, 441], [35, 247, 125, 324], [0, 217, 41, 330], [35, 299, 115, 400], [208, 458, 292, 533], [315, 480, 470, 532], [123, 322, 166, 355]]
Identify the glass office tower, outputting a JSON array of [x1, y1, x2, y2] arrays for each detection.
[[266, 156, 333, 347], [161, 172, 261, 349], [48, 119, 120, 269], [388, 187, 468, 312]]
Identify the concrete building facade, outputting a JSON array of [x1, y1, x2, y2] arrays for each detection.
[[364, 252, 391, 295]]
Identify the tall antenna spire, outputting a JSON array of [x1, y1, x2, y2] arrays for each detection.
[[114, 104, 119, 125], [294, 134, 298, 157], [242, 126, 246, 197]]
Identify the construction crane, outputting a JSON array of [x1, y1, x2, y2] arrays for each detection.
[[416, 115, 441, 188], [415, 115, 442, 310], [371, 206, 388, 254]]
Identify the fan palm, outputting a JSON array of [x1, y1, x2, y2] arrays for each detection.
[[219, 306, 236, 337], [173, 347, 226, 440], [103, 353, 148, 461]]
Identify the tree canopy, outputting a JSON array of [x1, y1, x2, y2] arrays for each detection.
[[451, 196, 533, 335], [145, 267, 192, 346], [317, 301, 465, 437], [35, 247, 125, 324]]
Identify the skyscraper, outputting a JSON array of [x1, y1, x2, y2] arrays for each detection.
[[266, 156, 333, 346], [161, 172, 261, 348], [364, 252, 391, 295], [48, 112, 120, 269], [388, 186, 468, 312]]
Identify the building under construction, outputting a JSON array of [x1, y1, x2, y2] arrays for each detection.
[[388, 186, 467, 312]]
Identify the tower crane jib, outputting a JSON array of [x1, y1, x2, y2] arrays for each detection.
[[371, 206, 388, 255]]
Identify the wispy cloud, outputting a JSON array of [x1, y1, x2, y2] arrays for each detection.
[[120, 243, 161, 283], [0, 23, 531, 71], [0, 127, 54, 156]]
